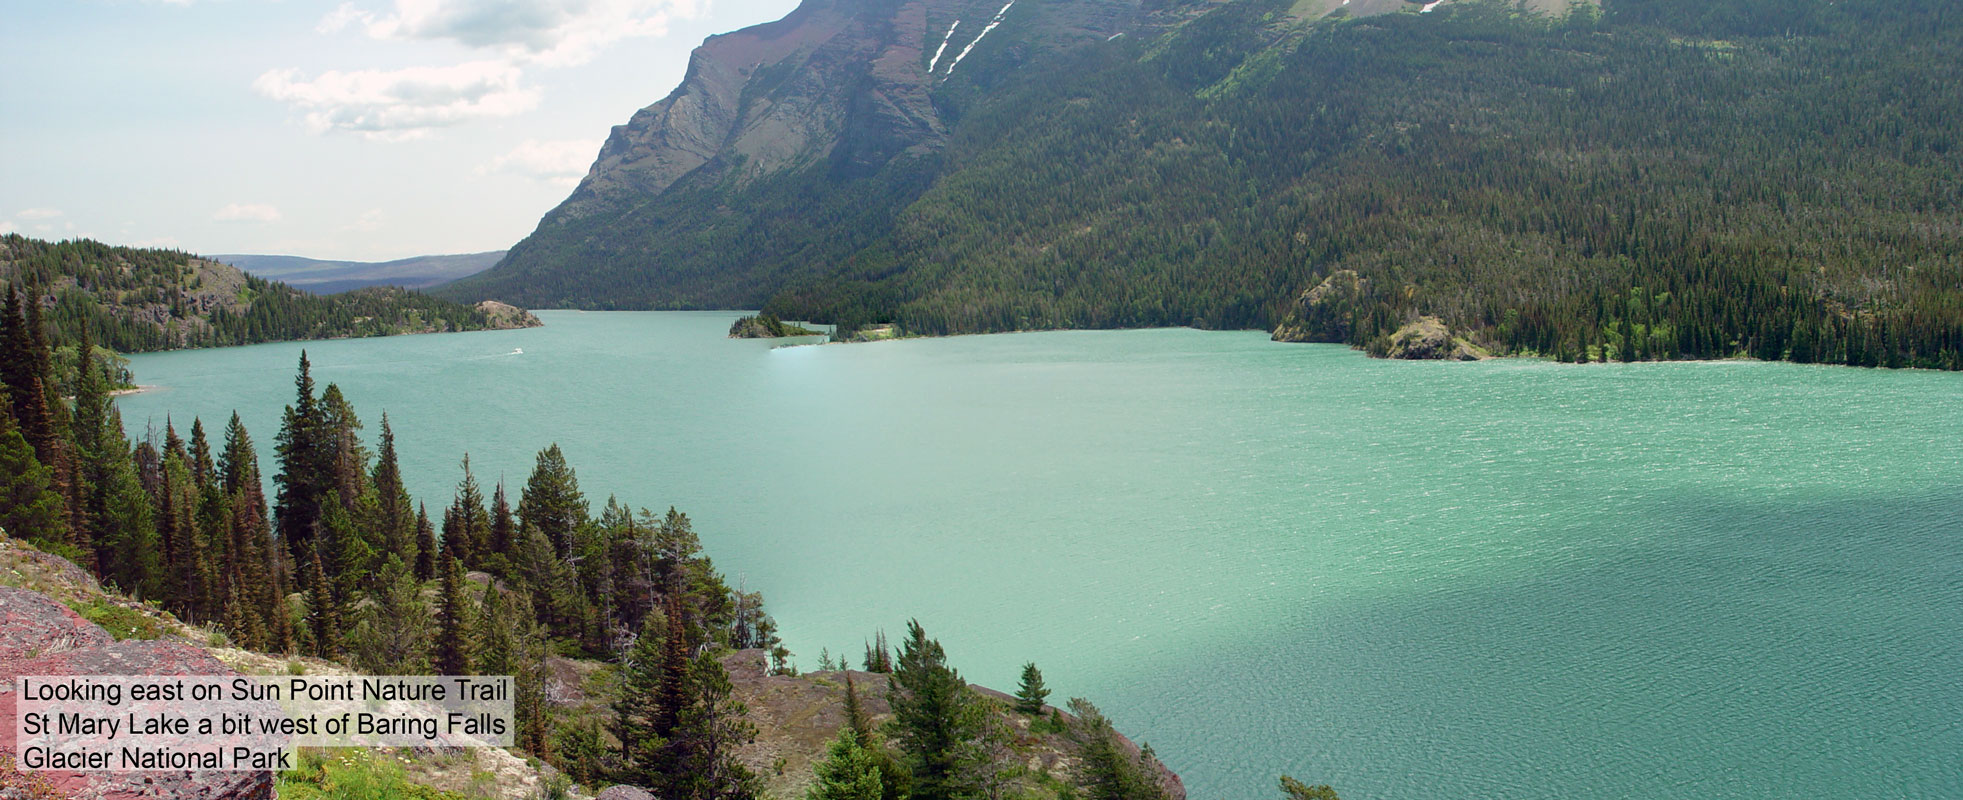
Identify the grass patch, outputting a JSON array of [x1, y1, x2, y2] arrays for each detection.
[[278, 749, 479, 800], [64, 598, 164, 640]]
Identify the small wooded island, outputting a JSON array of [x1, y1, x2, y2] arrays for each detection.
[[729, 314, 824, 339]]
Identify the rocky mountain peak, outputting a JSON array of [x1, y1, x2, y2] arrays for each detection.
[[550, 0, 1144, 222]]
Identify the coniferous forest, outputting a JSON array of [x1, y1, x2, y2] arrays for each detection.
[[0, 283, 783, 794], [771, 0, 1963, 368], [462, 0, 1963, 370]]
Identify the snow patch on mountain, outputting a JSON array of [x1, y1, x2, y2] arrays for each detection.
[[947, 2, 1015, 74], [928, 21, 961, 73]]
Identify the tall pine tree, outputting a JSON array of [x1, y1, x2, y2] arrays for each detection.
[[346, 558, 434, 675], [614, 610, 672, 779], [518, 443, 587, 559], [1069, 698, 1166, 800], [661, 651, 762, 800], [1014, 662, 1049, 714], [370, 414, 415, 558], [0, 412, 66, 547], [887, 620, 990, 800], [443, 455, 489, 568], [434, 555, 474, 675], [275, 353, 330, 586], [414, 503, 437, 581]]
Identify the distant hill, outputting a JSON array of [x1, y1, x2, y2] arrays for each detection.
[[0, 235, 537, 354], [210, 251, 505, 294]]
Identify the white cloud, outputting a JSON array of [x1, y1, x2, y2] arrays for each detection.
[[0, 221, 14, 235], [317, 3, 371, 33], [481, 138, 599, 186], [325, 0, 699, 66], [213, 203, 284, 223], [17, 208, 63, 220], [255, 60, 539, 140], [131, 236, 184, 249], [281, 0, 700, 142]]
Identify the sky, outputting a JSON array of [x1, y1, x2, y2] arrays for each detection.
[[0, 0, 801, 261]]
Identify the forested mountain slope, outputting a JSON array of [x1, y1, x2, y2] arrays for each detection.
[[455, 0, 1963, 370], [0, 235, 537, 355]]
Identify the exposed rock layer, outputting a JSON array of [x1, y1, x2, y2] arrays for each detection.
[[0, 588, 274, 800]]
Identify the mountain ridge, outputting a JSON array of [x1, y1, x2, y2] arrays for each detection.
[[440, 0, 1154, 309], [210, 251, 505, 294], [449, 0, 1963, 370]]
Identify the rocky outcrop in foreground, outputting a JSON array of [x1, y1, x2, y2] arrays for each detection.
[[0, 588, 274, 799], [717, 650, 1185, 800]]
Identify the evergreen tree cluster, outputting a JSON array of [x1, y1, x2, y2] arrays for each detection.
[[0, 286, 291, 648], [1067, 698, 1170, 800], [0, 301, 776, 798], [805, 622, 1172, 800], [610, 599, 767, 800], [0, 234, 516, 354]]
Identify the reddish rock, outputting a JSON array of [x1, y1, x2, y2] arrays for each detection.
[[0, 588, 110, 662], [0, 588, 273, 799]]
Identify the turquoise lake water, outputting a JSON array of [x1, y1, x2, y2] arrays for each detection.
[[117, 310, 1963, 799]]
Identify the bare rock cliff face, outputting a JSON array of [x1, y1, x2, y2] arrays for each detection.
[[550, 0, 1142, 222], [0, 588, 274, 800]]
